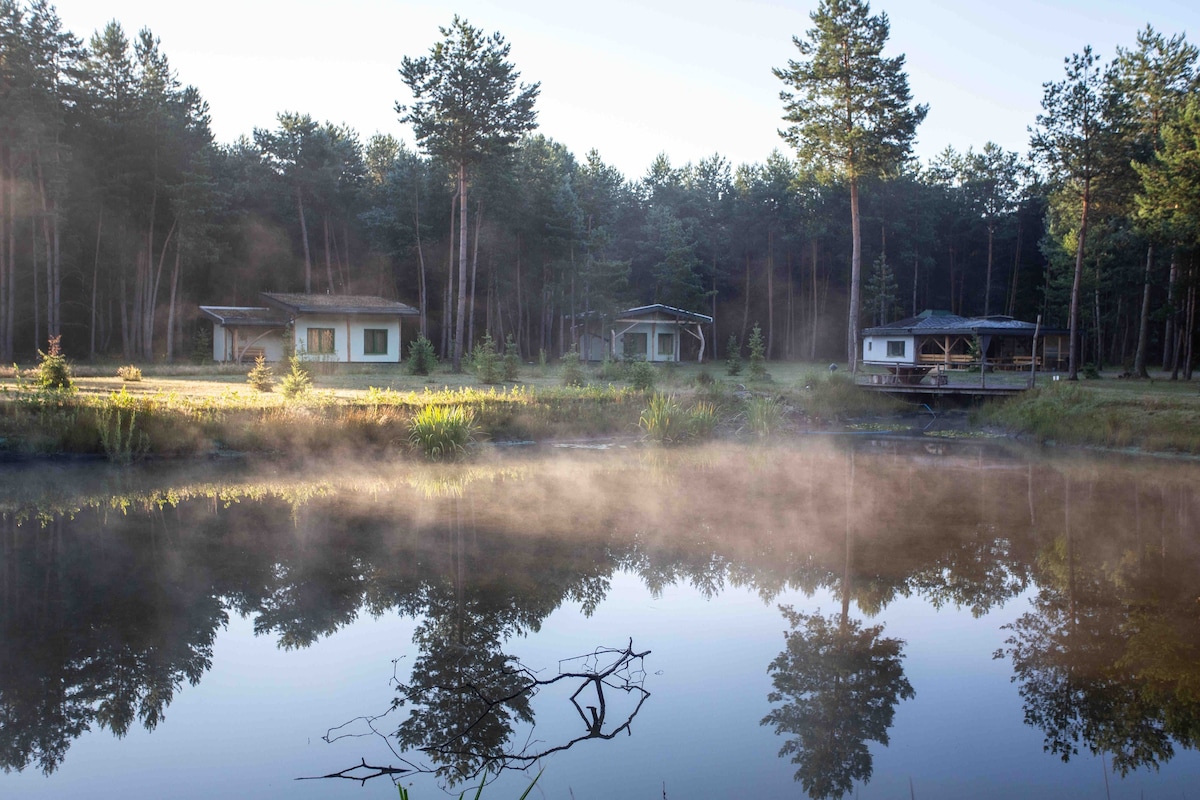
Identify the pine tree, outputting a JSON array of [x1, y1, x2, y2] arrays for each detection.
[[774, 0, 926, 371]]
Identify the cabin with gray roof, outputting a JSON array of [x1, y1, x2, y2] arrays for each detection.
[[862, 310, 1066, 383], [610, 304, 714, 363], [200, 293, 418, 364]]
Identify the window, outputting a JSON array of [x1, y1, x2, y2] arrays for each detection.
[[363, 328, 388, 355], [886, 340, 906, 358], [623, 332, 647, 357], [657, 333, 674, 358], [307, 328, 335, 354]]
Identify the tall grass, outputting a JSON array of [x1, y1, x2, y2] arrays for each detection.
[[408, 404, 479, 460], [639, 392, 682, 443], [744, 395, 786, 437]]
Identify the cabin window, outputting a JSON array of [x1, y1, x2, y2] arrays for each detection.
[[363, 328, 388, 355], [624, 332, 647, 357], [657, 333, 674, 358], [886, 340, 906, 358], [307, 328, 335, 354]]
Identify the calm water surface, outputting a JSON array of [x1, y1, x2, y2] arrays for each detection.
[[2, 439, 1199, 799]]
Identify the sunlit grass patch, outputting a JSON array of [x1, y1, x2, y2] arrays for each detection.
[[408, 404, 479, 461]]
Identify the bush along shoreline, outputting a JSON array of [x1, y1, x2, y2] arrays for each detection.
[[5, 357, 1193, 462]]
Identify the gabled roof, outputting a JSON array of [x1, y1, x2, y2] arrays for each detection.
[[616, 304, 713, 324], [260, 293, 419, 316], [198, 306, 288, 326], [863, 310, 1061, 337]]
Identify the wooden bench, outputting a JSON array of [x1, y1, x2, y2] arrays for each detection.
[[237, 346, 265, 364]]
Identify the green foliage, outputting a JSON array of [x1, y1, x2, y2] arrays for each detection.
[[472, 333, 503, 384], [97, 405, 149, 465], [747, 324, 769, 381], [595, 353, 622, 381], [628, 359, 655, 391], [559, 349, 584, 387], [246, 355, 275, 392], [864, 253, 898, 326], [502, 334, 520, 381], [38, 336, 71, 390], [279, 355, 313, 400], [407, 403, 478, 460], [725, 334, 742, 376], [744, 395, 785, 437], [685, 400, 720, 440], [117, 364, 143, 382], [407, 335, 438, 376], [638, 392, 682, 443], [190, 326, 213, 364], [762, 606, 914, 799]]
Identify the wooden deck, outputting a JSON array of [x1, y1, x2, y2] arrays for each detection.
[[857, 370, 1035, 399]]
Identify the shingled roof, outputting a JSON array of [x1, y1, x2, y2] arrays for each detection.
[[863, 310, 1060, 337], [617, 304, 714, 324], [260, 293, 419, 316]]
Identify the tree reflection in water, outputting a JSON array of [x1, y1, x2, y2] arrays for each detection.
[[995, 473, 1200, 776], [2, 443, 1200, 789], [762, 607, 913, 799]]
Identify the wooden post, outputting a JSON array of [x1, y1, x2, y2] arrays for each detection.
[[1029, 315, 1042, 389]]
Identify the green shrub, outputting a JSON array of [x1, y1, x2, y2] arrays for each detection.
[[190, 326, 212, 364], [408, 403, 478, 460], [503, 334, 520, 381], [639, 392, 682, 443], [407, 335, 438, 376], [117, 364, 143, 382], [628, 359, 655, 391], [472, 333, 503, 384], [560, 349, 585, 387], [247, 355, 275, 392], [744, 395, 785, 437], [279, 355, 312, 400], [726, 334, 742, 377], [38, 335, 71, 389], [685, 400, 720, 440], [747, 324, 769, 381], [596, 353, 622, 381], [97, 405, 149, 465]]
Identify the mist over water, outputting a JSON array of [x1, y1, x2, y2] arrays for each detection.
[[2, 440, 1199, 798]]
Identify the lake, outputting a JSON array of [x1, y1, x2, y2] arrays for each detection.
[[2, 438, 1199, 799]]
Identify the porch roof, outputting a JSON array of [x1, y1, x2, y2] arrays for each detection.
[[616, 304, 713, 325], [198, 306, 287, 327]]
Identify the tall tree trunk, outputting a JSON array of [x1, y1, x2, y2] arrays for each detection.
[[91, 210, 103, 359], [1007, 215, 1023, 317], [31, 217, 39, 351], [453, 163, 469, 371], [0, 146, 8, 362], [413, 185, 428, 338], [515, 232, 524, 354], [741, 253, 751, 345], [167, 236, 181, 361], [810, 239, 820, 361], [1067, 179, 1090, 381], [911, 246, 918, 317], [767, 229, 775, 360], [144, 216, 177, 361], [1163, 250, 1178, 372], [468, 200, 482, 353], [323, 213, 334, 292], [1183, 279, 1196, 381], [442, 190, 458, 358], [297, 185, 311, 293], [984, 222, 994, 317], [848, 179, 862, 372]]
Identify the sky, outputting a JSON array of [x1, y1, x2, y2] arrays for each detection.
[[45, 0, 1200, 181]]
